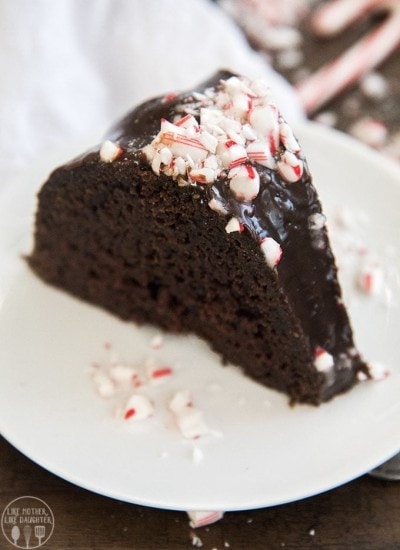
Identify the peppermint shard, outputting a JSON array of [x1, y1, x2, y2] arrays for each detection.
[[29, 71, 369, 404]]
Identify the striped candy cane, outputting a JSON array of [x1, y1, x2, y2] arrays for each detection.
[[296, 0, 400, 114]]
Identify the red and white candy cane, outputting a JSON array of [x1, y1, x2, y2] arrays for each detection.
[[296, 0, 400, 114]]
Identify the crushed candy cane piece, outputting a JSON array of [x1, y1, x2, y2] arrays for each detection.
[[187, 510, 225, 528], [198, 131, 218, 153], [357, 263, 385, 295], [168, 391, 209, 440], [225, 217, 242, 233], [175, 407, 209, 439], [143, 74, 305, 222], [169, 390, 193, 413], [217, 140, 248, 169], [175, 113, 199, 129], [151, 366, 173, 379], [357, 363, 390, 382], [190, 533, 203, 547], [109, 364, 139, 385], [248, 104, 279, 152], [229, 164, 260, 201], [123, 394, 154, 421], [367, 361, 390, 381], [160, 118, 186, 135], [99, 140, 122, 162], [160, 132, 208, 163], [146, 358, 174, 383], [208, 197, 228, 215], [314, 347, 334, 372], [142, 74, 310, 269], [279, 122, 301, 154], [246, 141, 276, 169], [277, 150, 303, 182], [189, 167, 217, 184], [260, 237, 282, 268], [159, 146, 173, 166]]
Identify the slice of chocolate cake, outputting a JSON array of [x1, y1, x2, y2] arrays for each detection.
[[28, 70, 369, 405]]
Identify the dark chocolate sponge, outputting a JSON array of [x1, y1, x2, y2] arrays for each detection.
[[28, 70, 368, 404]]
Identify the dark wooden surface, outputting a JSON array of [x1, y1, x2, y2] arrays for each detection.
[[1, 435, 399, 549]]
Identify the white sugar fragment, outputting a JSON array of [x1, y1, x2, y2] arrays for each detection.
[[357, 370, 368, 382], [159, 146, 173, 165], [92, 372, 115, 398], [368, 362, 390, 381], [314, 349, 334, 372], [169, 390, 192, 413], [208, 198, 228, 215], [109, 364, 137, 385], [260, 237, 282, 268], [99, 140, 121, 162], [176, 407, 209, 439], [225, 217, 241, 233], [190, 533, 203, 547]]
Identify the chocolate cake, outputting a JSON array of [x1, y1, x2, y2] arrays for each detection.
[[28, 70, 369, 405]]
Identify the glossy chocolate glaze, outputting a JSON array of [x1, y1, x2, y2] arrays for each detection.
[[105, 70, 366, 398]]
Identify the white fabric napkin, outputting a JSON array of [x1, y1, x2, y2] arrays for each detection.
[[0, 0, 304, 187]]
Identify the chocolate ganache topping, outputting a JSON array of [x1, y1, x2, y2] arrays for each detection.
[[106, 70, 358, 396]]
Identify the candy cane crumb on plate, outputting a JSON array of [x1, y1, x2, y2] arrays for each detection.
[[89, 338, 218, 441]]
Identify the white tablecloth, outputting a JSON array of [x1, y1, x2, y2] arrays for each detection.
[[0, 0, 303, 187]]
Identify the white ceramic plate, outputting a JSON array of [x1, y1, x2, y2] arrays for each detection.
[[0, 123, 399, 512]]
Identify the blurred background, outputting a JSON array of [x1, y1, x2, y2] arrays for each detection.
[[218, 0, 400, 157], [1, 0, 399, 186]]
